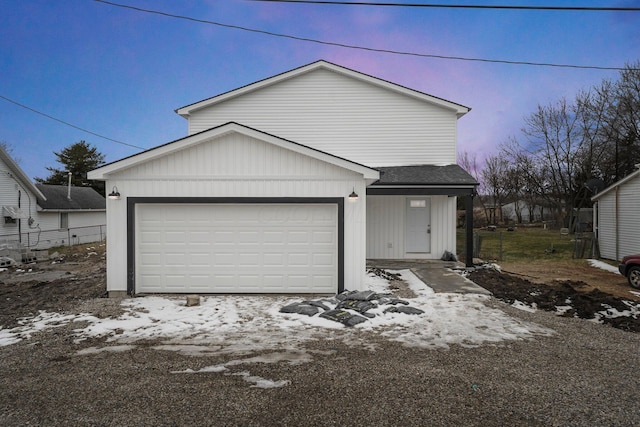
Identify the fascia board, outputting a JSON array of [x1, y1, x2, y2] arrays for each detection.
[[591, 169, 640, 201]]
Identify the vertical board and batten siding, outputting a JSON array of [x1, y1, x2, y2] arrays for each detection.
[[186, 69, 458, 167], [596, 175, 640, 260], [366, 195, 456, 259], [104, 132, 368, 293]]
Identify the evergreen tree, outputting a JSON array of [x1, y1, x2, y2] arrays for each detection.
[[35, 141, 106, 195]]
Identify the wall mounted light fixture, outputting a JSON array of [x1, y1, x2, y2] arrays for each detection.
[[108, 186, 121, 200], [348, 188, 358, 201]]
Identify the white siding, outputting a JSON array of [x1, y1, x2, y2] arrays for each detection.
[[596, 175, 640, 261], [186, 68, 458, 167], [0, 157, 39, 241], [105, 131, 367, 294], [366, 195, 456, 259]]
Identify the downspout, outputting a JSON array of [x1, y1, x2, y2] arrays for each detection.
[[18, 190, 22, 243], [615, 186, 619, 261]]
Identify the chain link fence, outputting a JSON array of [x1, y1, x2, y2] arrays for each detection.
[[0, 224, 106, 251], [457, 228, 597, 262]]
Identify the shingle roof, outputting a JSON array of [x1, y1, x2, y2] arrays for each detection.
[[36, 184, 105, 210], [372, 165, 478, 186]]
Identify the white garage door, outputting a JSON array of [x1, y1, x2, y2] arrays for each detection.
[[135, 203, 338, 293]]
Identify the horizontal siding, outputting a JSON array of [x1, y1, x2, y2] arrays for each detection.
[[186, 68, 457, 166]]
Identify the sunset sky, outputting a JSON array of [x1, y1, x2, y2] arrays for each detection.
[[1, 0, 638, 180]]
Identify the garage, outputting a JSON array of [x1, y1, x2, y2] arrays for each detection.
[[134, 202, 339, 294], [88, 123, 376, 296]]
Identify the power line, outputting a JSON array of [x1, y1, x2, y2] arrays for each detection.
[[248, 1, 640, 12], [92, 0, 633, 71], [0, 94, 146, 150]]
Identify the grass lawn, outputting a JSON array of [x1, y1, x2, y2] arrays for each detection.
[[456, 226, 586, 262]]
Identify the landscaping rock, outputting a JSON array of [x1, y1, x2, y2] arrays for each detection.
[[384, 306, 425, 315], [336, 299, 377, 317], [320, 309, 368, 327], [344, 290, 378, 301], [280, 303, 322, 316]]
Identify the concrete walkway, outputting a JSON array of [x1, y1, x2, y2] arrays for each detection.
[[367, 260, 492, 295]]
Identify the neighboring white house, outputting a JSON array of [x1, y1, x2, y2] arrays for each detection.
[[0, 146, 106, 251], [591, 167, 640, 261], [35, 184, 106, 248], [89, 60, 478, 297]]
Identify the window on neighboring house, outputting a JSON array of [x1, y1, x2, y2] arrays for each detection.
[[60, 212, 69, 230]]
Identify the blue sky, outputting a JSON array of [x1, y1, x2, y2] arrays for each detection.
[[1, 0, 638, 181]]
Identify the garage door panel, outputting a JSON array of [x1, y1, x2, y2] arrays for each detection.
[[313, 253, 334, 266], [313, 231, 335, 244], [213, 231, 235, 244], [136, 203, 337, 293], [288, 231, 311, 244]]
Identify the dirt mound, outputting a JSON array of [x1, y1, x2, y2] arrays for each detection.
[[469, 269, 640, 333], [0, 249, 107, 329]]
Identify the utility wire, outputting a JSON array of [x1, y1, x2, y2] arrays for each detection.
[[0, 94, 146, 150], [92, 0, 632, 71], [248, 1, 640, 12]]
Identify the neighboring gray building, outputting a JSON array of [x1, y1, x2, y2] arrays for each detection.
[[591, 167, 640, 261]]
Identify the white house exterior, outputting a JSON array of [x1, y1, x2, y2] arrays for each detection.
[[0, 146, 106, 251], [89, 60, 477, 297], [35, 184, 106, 248], [0, 146, 46, 248], [591, 168, 640, 261]]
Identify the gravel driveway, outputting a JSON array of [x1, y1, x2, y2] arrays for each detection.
[[2, 298, 639, 427]]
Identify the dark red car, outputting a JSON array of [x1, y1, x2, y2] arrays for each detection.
[[619, 254, 640, 289]]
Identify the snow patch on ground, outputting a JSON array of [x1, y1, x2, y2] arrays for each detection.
[[587, 259, 621, 275]]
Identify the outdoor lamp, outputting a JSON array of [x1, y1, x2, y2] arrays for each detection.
[[348, 188, 358, 201], [108, 186, 121, 200]]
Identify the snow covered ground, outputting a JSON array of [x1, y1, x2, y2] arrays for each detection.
[[587, 259, 621, 275], [0, 269, 553, 353], [0, 269, 561, 388]]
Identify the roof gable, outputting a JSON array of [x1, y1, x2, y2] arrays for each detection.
[[175, 60, 470, 118], [0, 146, 46, 200], [88, 122, 379, 181], [36, 184, 105, 210]]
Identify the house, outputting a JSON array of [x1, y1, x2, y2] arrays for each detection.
[[0, 146, 46, 249], [88, 60, 478, 297], [35, 184, 106, 247], [591, 167, 640, 261], [0, 145, 106, 251]]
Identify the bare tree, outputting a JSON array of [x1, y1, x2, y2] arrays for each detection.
[[481, 155, 511, 224]]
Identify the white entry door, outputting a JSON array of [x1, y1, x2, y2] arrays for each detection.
[[405, 198, 431, 253], [135, 203, 338, 294]]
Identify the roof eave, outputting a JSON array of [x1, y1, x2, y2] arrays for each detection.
[[591, 169, 640, 201]]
